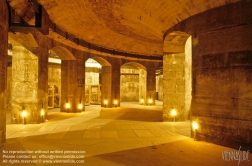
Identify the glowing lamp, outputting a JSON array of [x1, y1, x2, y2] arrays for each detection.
[[65, 103, 70, 109], [171, 109, 177, 122], [21, 110, 27, 125], [192, 121, 199, 130], [41, 109, 45, 116], [171, 109, 177, 116], [148, 98, 153, 104], [21, 110, 27, 117], [78, 103, 83, 110], [104, 99, 108, 107], [140, 98, 144, 104], [114, 100, 118, 105]]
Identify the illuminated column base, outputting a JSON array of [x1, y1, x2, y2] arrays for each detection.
[[11, 46, 41, 124]]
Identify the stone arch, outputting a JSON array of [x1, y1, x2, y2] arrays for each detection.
[[49, 46, 76, 60], [121, 62, 146, 70], [85, 56, 112, 107], [163, 31, 192, 121], [163, 31, 190, 54], [120, 62, 147, 105], [90, 56, 111, 67]]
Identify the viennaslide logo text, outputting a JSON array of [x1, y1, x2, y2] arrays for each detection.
[[222, 146, 250, 165]]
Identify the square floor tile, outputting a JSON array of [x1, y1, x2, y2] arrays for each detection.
[[133, 130, 154, 137], [100, 131, 119, 138], [116, 124, 131, 129], [45, 132, 67, 139], [83, 130, 100, 138], [63, 130, 85, 139], [117, 130, 137, 138], [130, 124, 146, 130]]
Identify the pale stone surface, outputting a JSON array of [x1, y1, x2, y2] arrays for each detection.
[[120, 65, 139, 101], [139, 69, 146, 104], [11, 46, 39, 124]]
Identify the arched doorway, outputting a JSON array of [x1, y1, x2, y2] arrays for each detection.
[[87, 56, 112, 107], [120, 62, 148, 105], [85, 58, 102, 106]]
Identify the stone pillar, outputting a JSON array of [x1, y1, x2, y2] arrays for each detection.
[[101, 66, 112, 107], [61, 52, 85, 112], [139, 69, 146, 105], [163, 53, 187, 121], [11, 46, 39, 123], [0, 0, 8, 147], [146, 67, 156, 105], [75, 52, 86, 112], [111, 64, 120, 107], [34, 34, 49, 121]]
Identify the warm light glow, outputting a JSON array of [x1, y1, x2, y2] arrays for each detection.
[[171, 109, 177, 116], [78, 103, 83, 110], [104, 100, 108, 105], [114, 100, 118, 105], [141, 98, 144, 103], [41, 109, 45, 116], [192, 121, 199, 130], [148, 98, 153, 104], [49, 57, 61, 64], [21, 110, 27, 117], [65, 103, 70, 109]]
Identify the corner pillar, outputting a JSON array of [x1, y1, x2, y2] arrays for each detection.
[[61, 52, 85, 112], [101, 66, 112, 107], [0, 0, 8, 147], [146, 67, 156, 105], [111, 64, 120, 107], [34, 34, 49, 121]]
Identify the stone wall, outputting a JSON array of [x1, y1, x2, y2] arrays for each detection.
[[156, 75, 163, 101], [164, 0, 252, 147], [0, 0, 8, 148], [7, 66, 12, 112], [120, 65, 139, 101], [85, 67, 100, 84]]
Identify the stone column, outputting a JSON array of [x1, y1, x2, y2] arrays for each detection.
[[163, 53, 186, 121], [11, 46, 39, 124], [0, 0, 8, 147], [61, 52, 85, 112], [75, 52, 86, 112], [146, 67, 156, 105], [34, 34, 49, 121], [101, 66, 112, 107], [111, 63, 120, 107], [139, 69, 146, 105]]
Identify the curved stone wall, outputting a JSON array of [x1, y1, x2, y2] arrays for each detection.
[[164, 0, 252, 147]]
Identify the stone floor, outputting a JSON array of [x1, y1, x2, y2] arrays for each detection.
[[1, 102, 251, 165]]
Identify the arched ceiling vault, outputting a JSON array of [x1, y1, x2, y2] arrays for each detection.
[[8, 0, 239, 58]]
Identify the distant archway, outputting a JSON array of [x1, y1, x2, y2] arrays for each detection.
[[47, 46, 75, 112], [86, 56, 112, 107], [84, 58, 102, 106], [120, 62, 147, 105]]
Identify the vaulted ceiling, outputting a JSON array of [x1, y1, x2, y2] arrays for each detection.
[[8, 0, 240, 58]]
